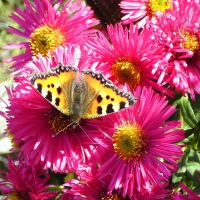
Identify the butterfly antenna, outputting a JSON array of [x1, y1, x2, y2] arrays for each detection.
[[52, 122, 96, 145], [77, 123, 96, 145], [52, 121, 75, 137]]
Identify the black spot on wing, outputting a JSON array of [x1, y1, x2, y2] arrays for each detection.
[[101, 83, 137, 106], [57, 86, 62, 95], [51, 84, 54, 88], [97, 106, 102, 114], [46, 91, 52, 102], [106, 95, 110, 99], [47, 84, 50, 88], [97, 95, 103, 103], [55, 98, 60, 106], [106, 104, 114, 113], [120, 101, 126, 109], [37, 83, 42, 93]]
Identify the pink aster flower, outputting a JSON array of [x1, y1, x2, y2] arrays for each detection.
[[4, 0, 98, 72], [1, 45, 100, 173], [62, 165, 128, 200], [88, 86, 184, 198], [153, 0, 200, 99], [119, 0, 176, 25], [86, 23, 174, 96], [61, 160, 171, 200], [0, 156, 56, 200]]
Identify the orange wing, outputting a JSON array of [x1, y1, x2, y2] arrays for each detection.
[[30, 64, 78, 115], [81, 70, 137, 119]]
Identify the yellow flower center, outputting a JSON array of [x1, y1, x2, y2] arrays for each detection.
[[101, 193, 121, 200], [182, 32, 199, 52], [147, 0, 172, 15], [8, 190, 30, 200], [30, 25, 65, 56], [111, 57, 140, 89], [112, 121, 147, 161]]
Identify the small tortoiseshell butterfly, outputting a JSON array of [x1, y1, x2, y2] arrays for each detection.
[[30, 63, 137, 128]]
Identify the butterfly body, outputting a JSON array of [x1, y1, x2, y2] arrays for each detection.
[[69, 77, 95, 126], [30, 64, 137, 129]]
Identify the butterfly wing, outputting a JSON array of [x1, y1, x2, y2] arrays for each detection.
[[81, 70, 137, 119], [30, 64, 78, 115]]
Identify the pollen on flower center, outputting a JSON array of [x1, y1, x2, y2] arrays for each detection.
[[147, 0, 172, 15], [101, 193, 121, 200], [111, 57, 140, 89], [112, 121, 147, 161], [47, 109, 74, 134], [30, 25, 65, 57], [8, 190, 30, 200], [182, 32, 199, 52]]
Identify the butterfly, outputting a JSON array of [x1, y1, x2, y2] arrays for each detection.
[[30, 63, 137, 129]]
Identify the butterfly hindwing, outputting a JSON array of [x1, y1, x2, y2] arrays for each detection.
[[30, 64, 78, 115], [81, 70, 137, 119]]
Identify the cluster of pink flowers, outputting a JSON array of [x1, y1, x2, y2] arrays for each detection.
[[0, 0, 200, 199]]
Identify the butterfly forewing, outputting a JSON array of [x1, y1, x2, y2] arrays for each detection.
[[30, 64, 77, 115], [81, 70, 137, 119]]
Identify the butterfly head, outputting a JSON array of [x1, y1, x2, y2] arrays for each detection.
[[71, 121, 78, 129]]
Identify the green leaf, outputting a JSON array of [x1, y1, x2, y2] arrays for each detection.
[[172, 147, 190, 183], [192, 122, 200, 151], [186, 161, 200, 182], [175, 148, 200, 189], [184, 128, 195, 140], [191, 94, 200, 123], [179, 96, 198, 129], [193, 183, 200, 195]]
